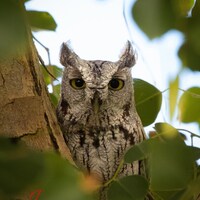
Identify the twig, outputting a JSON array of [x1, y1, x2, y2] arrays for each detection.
[[178, 88, 200, 98], [103, 159, 124, 187], [32, 35, 58, 81], [177, 128, 200, 139], [37, 52, 58, 81], [33, 35, 51, 65], [177, 128, 200, 146]]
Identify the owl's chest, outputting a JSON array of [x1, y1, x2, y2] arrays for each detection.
[[65, 124, 136, 182]]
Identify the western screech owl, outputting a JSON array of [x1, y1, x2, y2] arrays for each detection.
[[57, 41, 146, 186]]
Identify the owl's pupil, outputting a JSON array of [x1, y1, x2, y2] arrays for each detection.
[[109, 79, 120, 88], [70, 78, 85, 89], [108, 78, 124, 90], [75, 79, 84, 87]]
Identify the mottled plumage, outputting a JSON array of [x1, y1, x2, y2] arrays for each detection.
[[57, 41, 146, 188]]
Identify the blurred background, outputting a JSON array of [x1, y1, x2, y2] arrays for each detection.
[[25, 0, 200, 147]]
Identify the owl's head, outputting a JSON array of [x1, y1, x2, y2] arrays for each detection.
[[59, 41, 136, 121]]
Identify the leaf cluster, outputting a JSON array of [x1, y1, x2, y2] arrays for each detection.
[[1, 124, 199, 200], [0, 138, 94, 200], [132, 0, 200, 72], [109, 123, 200, 200], [132, 0, 200, 128]]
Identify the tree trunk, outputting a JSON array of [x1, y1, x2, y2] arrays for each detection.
[[0, 2, 73, 163]]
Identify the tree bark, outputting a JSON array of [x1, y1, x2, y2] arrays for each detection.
[[0, 2, 73, 163]]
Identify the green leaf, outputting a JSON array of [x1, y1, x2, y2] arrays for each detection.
[[42, 65, 62, 85], [0, 137, 93, 200], [53, 84, 61, 99], [132, 0, 194, 39], [178, 87, 200, 123], [178, 40, 200, 71], [49, 93, 58, 107], [124, 123, 200, 199], [132, 0, 174, 39], [42, 65, 61, 107], [0, 0, 27, 58], [180, 176, 200, 200], [154, 122, 179, 136], [27, 10, 57, 31], [0, 137, 45, 196], [134, 78, 162, 126], [169, 76, 179, 120], [174, 0, 195, 17], [124, 142, 148, 163], [32, 153, 93, 200], [153, 189, 186, 200], [192, 0, 200, 17], [47, 84, 61, 107], [183, 166, 200, 199], [108, 175, 149, 200], [49, 65, 62, 78], [150, 123, 198, 191], [178, 1, 200, 71]]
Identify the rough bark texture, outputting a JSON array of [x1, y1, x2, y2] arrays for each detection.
[[0, 4, 73, 163]]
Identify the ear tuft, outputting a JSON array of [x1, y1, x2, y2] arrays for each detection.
[[60, 42, 78, 67], [119, 40, 136, 68]]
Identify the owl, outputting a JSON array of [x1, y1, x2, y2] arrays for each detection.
[[57, 41, 146, 197]]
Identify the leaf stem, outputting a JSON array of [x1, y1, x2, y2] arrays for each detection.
[[178, 88, 200, 98], [32, 34, 51, 65], [103, 159, 124, 187], [177, 128, 200, 140]]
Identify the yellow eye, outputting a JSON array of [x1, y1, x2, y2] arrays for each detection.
[[108, 78, 124, 91], [70, 78, 86, 89]]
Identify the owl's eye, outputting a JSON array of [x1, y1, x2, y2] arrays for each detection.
[[108, 78, 124, 91], [70, 78, 86, 89]]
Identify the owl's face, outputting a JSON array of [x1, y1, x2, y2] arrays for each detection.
[[60, 41, 136, 123]]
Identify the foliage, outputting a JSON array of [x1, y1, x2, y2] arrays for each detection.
[[169, 76, 179, 120], [132, 0, 195, 39], [178, 87, 200, 123], [130, 1, 200, 198], [0, 138, 94, 200], [27, 10, 57, 31], [131, 0, 200, 129], [134, 79, 162, 126], [0, 138, 44, 197], [0, 0, 28, 58], [26, 1, 60, 106], [132, 0, 200, 72], [1, 124, 199, 199], [124, 123, 200, 199], [108, 175, 149, 200], [42, 65, 62, 106]]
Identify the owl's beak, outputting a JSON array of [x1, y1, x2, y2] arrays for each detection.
[[91, 91, 102, 114]]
